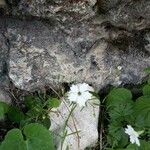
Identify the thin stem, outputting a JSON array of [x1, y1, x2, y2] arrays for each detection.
[[48, 85, 80, 149]]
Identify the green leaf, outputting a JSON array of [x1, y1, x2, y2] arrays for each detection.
[[47, 98, 61, 108], [0, 123, 55, 150], [140, 141, 150, 150], [0, 129, 26, 150], [107, 122, 128, 148], [127, 140, 150, 150], [144, 67, 150, 74], [0, 102, 9, 120], [143, 85, 150, 96], [109, 102, 134, 122], [24, 96, 42, 109], [37, 116, 51, 129], [23, 123, 55, 150], [20, 117, 33, 128], [106, 88, 132, 108], [26, 105, 43, 117], [148, 79, 150, 85], [134, 96, 150, 127], [7, 106, 25, 123]]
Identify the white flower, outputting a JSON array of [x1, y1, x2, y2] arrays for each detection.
[[125, 125, 140, 146], [68, 83, 94, 107]]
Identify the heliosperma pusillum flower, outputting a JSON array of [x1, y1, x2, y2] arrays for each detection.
[[125, 125, 143, 146], [67, 83, 94, 107]]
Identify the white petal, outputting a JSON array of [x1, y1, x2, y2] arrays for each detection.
[[78, 83, 94, 93], [87, 85, 94, 92], [82, 91, 92, 100], [130, 136, 135, 144], [76, 95, 87, 107], [68, 93, 78, 102], [125, 125, 134, 135], [78, 83, 89, 92], [135, 138, 140, 146], [70, 84, 79, 93], [125, 125, 140, 147]]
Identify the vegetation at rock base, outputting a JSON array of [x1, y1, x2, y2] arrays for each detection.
[[0, 68, 150, 149]]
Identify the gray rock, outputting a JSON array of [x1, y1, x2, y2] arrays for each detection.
[[97, 0, 150, 31], [0, 88, 11, 104], [11, 0, 96, 21], [7, 0, 150, 32], [0, 19, 9, 86], [0, 1, 149, 92], [49, 101, 99, 150], [2, 17, 149, 91], [5, 18, 106, 90]]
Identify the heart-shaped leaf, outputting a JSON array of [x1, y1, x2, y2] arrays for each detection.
[[0, 123, 55, 150]]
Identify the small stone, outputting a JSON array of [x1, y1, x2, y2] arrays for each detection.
[[49, 101, 99, 150]]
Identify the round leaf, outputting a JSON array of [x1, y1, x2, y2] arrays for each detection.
[[23, 123, 55, 150], [47, 98, 61, 108], [0, 129, 26, 150], [106, 88, 132, 107], [7, 106, 25, 123], [143, 85, 150, 96], [0, 123, 55, 150]]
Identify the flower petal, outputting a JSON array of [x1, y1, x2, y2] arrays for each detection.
[[70, 84, 79, 93], [135, 138, 140, 146], [76, 95, 87, 107], [78, 83, 94, 93], [82, 91, 92, 100], [125, 125, 140, 147], [68, 93, 78, 102]]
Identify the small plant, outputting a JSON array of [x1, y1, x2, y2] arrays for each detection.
[[0, 68, 150, 150], [104, 68, 150, 150], [0, 93, 61, 150]]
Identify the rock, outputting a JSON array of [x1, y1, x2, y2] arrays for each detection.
[[2, 17, 149, 91], [6, 0, 150, 32], [10, 0, 97, 21], [0, 88, 11, 104], [0, 19, 9, 86], [0, 0, 6, 6], [49, 101, 99, 150], [0, 1, 149, 92], [97, 0, 150, 31], [145, 32, 150, 52], [5, 17, 107, 90]]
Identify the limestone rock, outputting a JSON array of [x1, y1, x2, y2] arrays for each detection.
[[0, 1, 149, 92], [0, 88, 11, 104], [97, 0, 150, 31], [11, 0, 97, 21], [5, 18, 107, 90], [0, 19, 9, 86], [49, 101, 99, 150], [3, 17, 150, 91]]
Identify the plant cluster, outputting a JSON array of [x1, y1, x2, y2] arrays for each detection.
[[105, 68, 150, 150], [0, 94, 61, 150], [0, 69, 150, 150], [0, 83, 98, 150]]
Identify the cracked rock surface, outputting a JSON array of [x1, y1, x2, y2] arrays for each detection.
[[0, 0, 150, 91], [3, 18, 150, 91]]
